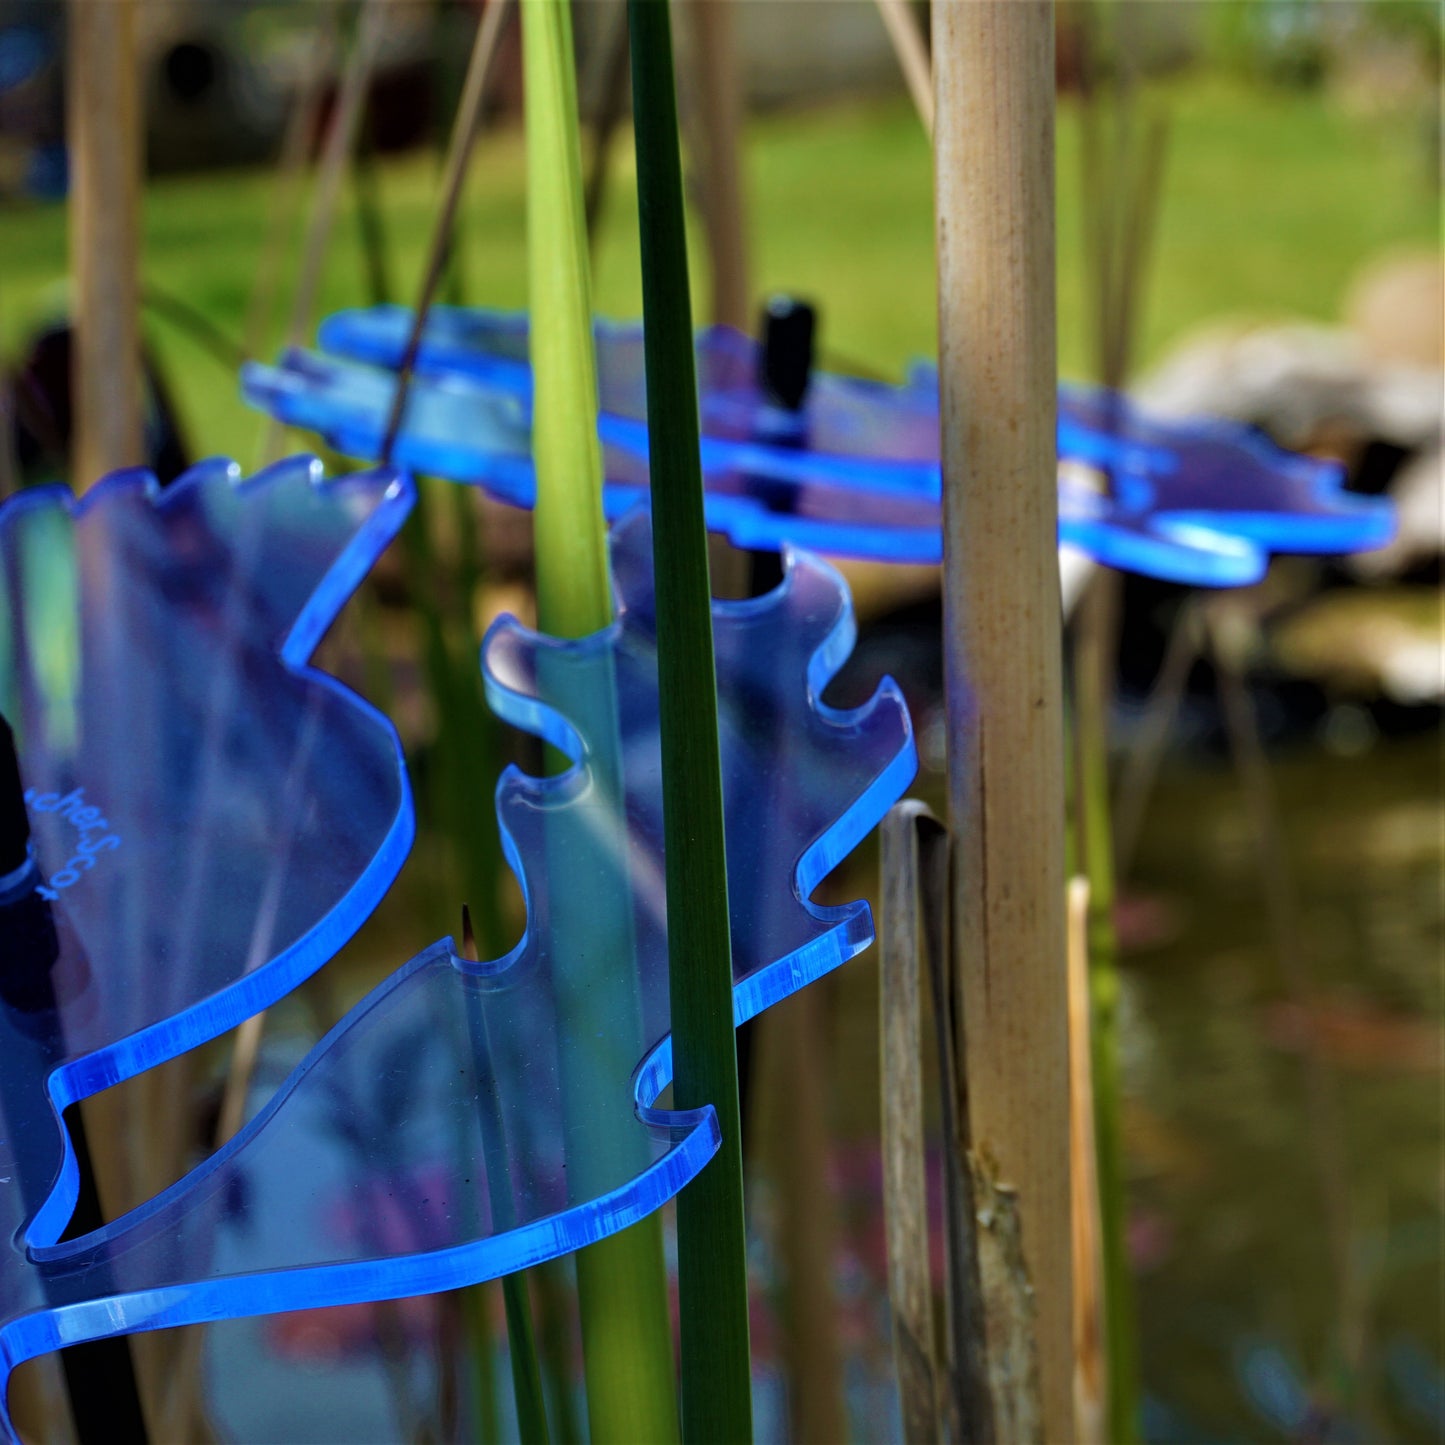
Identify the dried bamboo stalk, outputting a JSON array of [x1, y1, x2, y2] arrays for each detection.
[[686, 0, 750, 330], [67, 0, 142, 486], [933, 4, 1072, 1439]]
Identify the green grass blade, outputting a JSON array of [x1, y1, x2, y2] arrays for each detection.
[[627, 2, 753, 1440], [503, 1274, 552, 1445], [523, 0, 610, 642], [521, 5, 679, 1443]]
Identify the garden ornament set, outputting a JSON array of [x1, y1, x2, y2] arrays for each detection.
[[244, 301, 1395, 588], [0, 459, 914, 1441]]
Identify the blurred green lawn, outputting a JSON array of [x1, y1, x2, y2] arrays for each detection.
[[0, 74, 1436, 468]]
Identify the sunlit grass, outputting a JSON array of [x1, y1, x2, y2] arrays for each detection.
[[0, 74, 1434, 466]]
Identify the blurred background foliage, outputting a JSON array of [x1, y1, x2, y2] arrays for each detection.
[[0, 1, 1438, 463]]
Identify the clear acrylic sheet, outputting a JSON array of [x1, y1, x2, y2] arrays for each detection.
[[0, 506, 915, 1438]]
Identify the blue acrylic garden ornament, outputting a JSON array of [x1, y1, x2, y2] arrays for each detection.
[[0, 500, 915, 1436], [242, 305, 1394, 587]]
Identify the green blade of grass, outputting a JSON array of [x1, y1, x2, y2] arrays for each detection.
[[627, 2, 753, 1440], [521, 5, 679, 1443], [502, 1274, 551, 1444], [523, 0, 610, 641]]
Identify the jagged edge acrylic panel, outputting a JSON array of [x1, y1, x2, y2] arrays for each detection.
[[256, 304, 1396, 586], [0, 457, 415, 1260], [0, 509, 915, 1438]]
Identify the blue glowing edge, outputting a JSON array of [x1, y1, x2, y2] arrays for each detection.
[[0, 510, 917, 1433]]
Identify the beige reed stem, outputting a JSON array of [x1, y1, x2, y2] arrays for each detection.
[[933, 4, 1073, 1439]]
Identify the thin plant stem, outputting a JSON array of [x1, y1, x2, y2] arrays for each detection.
[[141, 285, 248, 371], [502, 1276, 551, 1445], [260, 0, 386, 465], [462, 907, 551, 1445], [243, 9, 338, 361], [1069, 579, 1138, 1445], [1069, 9, 1170, 1436], [352, 118, 394, 308], [382, 0, 513, 462], [582, 1, 631, 244], [629, 2, 752, 1440], [875, 0, 934, 138], [533, 1261, 583, 1445]]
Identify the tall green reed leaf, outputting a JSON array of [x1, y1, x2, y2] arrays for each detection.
[[522, 4, 679, 1443], [628, 2, 753, 1439], [523, 0, 609, 640]]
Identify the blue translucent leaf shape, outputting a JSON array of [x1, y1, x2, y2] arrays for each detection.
[[0, 457, 416, 1256], [277, 305, 1397, 587], [0, 510, 916, 1436]]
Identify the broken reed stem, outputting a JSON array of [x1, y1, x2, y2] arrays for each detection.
[[882, 802, 995, 1442], [880, 802, 944, 1445], [875, 0, 934, 139], [67, 0, 143, 486], [382, 0, 514, 461], [969, 1151, 1044, 1444], [933, 3, 1073, 1439]]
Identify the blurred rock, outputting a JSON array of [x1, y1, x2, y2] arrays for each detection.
[[1345, 249, 1444, 370], [1137, 250, 1443, 598], [1136, 320, 1440, 453]]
